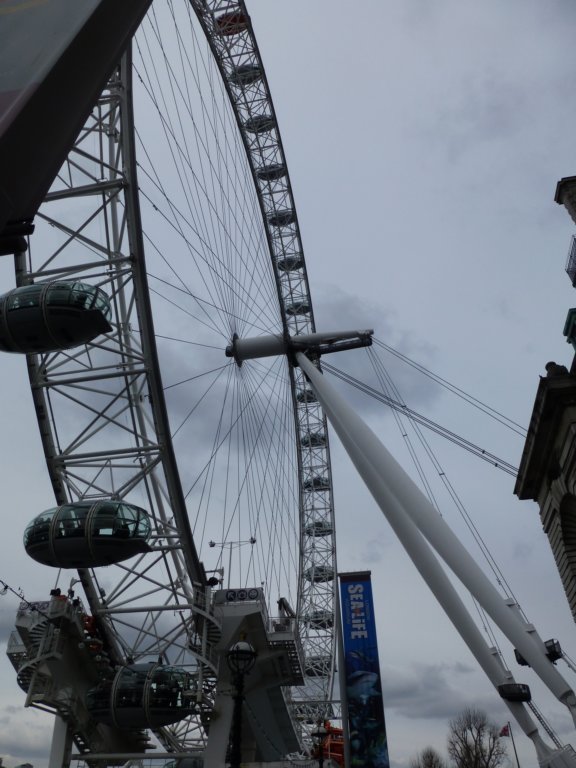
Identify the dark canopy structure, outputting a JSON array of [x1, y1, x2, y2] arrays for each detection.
[[0, 0, 153, 246]]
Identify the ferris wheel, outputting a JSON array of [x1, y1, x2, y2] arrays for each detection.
[[6, 0, 342, 759]]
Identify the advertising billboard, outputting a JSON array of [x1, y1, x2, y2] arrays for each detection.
[[339, 571, 389, 768]]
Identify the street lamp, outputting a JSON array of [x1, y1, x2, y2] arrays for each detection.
[[311, 723, 328, 768], [226, 639, 257, 768]]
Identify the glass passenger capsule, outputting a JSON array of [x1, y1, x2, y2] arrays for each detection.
[[301, 431, 326, 448], [256, 163, 287, 182], [286, 300, 311, 316], [267, 210, 296, 227], [24, 500, 152, 568], [277, 254, 304, 272], [86, 663, 196, 729], [303, 476, 330, 492], [0, 281, 112, 353], [228, 63, 262, 87], [296, 387, 317, 404], [214, 11, 248, 36], [304, 520, 333, 537], [244, 115, 275, 134], [304, 610, 334, 629], [304, 565, 334, 583]]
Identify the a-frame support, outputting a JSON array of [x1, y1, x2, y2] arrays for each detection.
[[296, 351, 576, 768]]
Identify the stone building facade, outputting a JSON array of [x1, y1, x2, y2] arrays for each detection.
[[514, 175, 576, 622], [515, 365, 576, 621]]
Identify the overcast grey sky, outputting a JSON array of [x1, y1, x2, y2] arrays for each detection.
[[2, 2, 576, 766]]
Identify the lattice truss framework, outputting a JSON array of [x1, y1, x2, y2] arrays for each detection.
[[191, 0, 338, 708], [21, 63, 219, 753], [14, 0, 339, 751]]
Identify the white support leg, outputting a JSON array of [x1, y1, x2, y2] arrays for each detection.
[[297, 352, 576, 727], [298, 360, 551, 757], [338, 442, 552, 758], [203, 687, 234, 768], [48, 715, 72, 768]]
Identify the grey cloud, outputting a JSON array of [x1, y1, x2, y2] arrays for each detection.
[[547, 709, 576, 743], [439, 77, 528, 160], [314, 284, 442, 415], [361, 534, 392, 565], [160, 344, 236, 445], [383, 662, 506, 721], [0, 707, 52, 762], [0, 604, 18, 644]]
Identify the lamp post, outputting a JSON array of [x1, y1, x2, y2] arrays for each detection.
[[311, 723, 328, 768], [226, 639, 257, 768]]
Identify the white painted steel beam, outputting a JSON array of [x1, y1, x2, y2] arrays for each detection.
[[48, 715, 72, 768], [226, 329, 373, 364], [296, 352, 576, 730]]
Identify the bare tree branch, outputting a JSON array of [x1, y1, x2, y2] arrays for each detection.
[[411, 746, 448, 768], [447, 708, 507, 768]]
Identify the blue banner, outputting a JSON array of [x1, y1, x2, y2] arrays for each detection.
[[340, 571, 389, 768]]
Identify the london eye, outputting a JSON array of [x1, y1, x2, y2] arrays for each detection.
[[2, 0, 340, 761], [6, 4, 576, 768]]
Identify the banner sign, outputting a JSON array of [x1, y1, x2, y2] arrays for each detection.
[[339, 571, 389, 768]]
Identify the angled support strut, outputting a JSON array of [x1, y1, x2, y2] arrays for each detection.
[[296, 350, 576, 765]]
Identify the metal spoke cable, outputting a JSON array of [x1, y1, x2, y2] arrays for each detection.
[[147, 282, 224, 341], [136, 153, 237, 336], [200, 358, 297, 596], [130, 7, 306, 608], [134, 32, 224, 278], [366, 350, 523, 643], [168, 0, 266, 274], [144, 9, 218, 253], [321, 360, 519, 476], [471, 598, 506, 658], [373, 338, 526, 436], [240, 363, 295, 596], [229, 358, 296, 596], [132, 60, 277, 337], [149, 5, 233, 278], [356, 349, 545, 682], [228, 358, 298, 599], [136, 141, 278, 335], [147, 270, 273, 338], [138, 161, 279, 335], [137, 14, 254, 316], [183, 359, 288, 505], [194, 385, 234, 558], [366, 347, 523, 605], [136, 15, 276, 332], [155, 334, 222, 350], [190, 362, 236, 541], [243, 361, 299, 599], [168, 365, 230, 435]]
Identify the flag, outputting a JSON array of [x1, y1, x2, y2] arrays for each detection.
[[499, 725, 510, 737]]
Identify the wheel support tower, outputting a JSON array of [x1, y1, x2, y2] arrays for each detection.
[[231, 329, 576, 768]]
